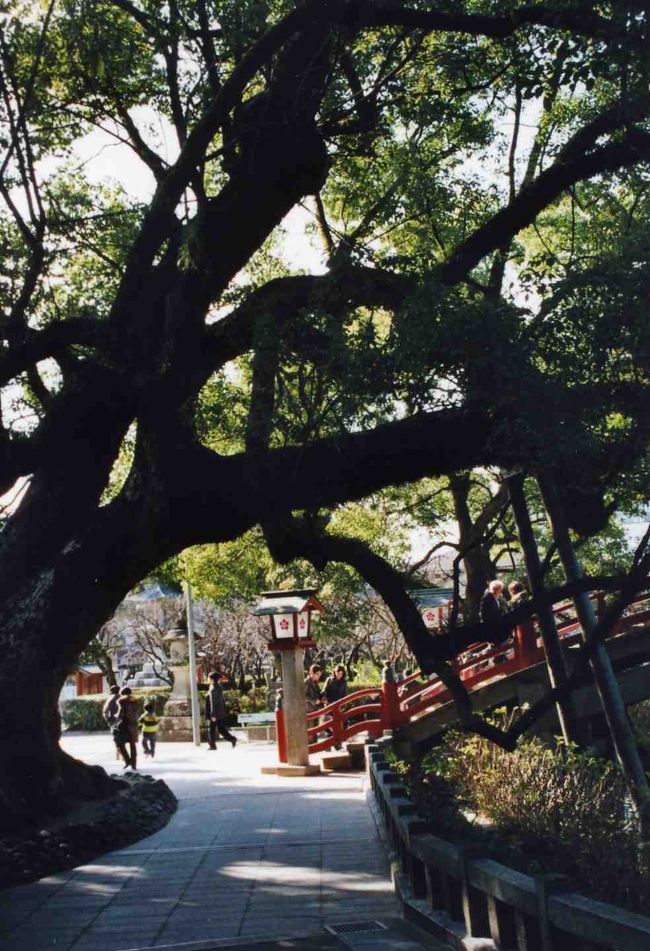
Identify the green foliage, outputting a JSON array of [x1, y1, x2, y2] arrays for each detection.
[[521, 477, 635, 584], [61, 689, 170, 730], [395, 728, 649, 912], [179, 531, 275, 604], [222, 686, 268, 719], [348, 662, 383, 687], [61, 696, 107, 732], [131, 688, 170, 716]]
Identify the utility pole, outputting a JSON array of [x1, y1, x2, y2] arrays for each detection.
[[184, 580, 202, 747]]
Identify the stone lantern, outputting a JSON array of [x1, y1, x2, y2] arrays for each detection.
[[157, 620, 202, 742], [253, 589, 324, 775]]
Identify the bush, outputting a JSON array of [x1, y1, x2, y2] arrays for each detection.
[[222, 686, 268, 719], [238, 686, 269, 713], [61, 696, 108, 732], [131, 688, 170, 716], [348, 661, 383, 686], [393, 727, 649, 913]]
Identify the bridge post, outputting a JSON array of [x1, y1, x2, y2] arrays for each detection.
[[275, 690, 287, 764], [506, 471, 582, 744], [514, 619, 539, 666], [539, 475, 650, 827], [381, 664, 400, 731]]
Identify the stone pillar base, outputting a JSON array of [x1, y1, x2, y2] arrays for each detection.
[[157, 717, 197, 742], [260, 763, 321, 777], [158, 700, 203, 743]]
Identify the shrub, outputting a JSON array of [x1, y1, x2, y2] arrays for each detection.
[[132, 688, 170, 716], [394, 728, 649, 913], [222, 689, 242, 719], [61, 696, 108, 732], [222, 686, 268, 719], [348, 661, 383, 686], [238, 686, 268, 713]]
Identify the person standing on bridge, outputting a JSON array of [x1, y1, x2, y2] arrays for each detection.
[[480, 580, 512, 645], [508, 580, 529, 608], [324, 665, 347, 704], [323, 665, 348, 748], [304, 664, 324, 713]]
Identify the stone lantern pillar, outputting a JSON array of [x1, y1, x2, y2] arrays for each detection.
[[157, 623, 202, 742], [252, 589, 324, 776]]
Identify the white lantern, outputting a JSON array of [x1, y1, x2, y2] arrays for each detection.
[[252, 590, 325, 651]]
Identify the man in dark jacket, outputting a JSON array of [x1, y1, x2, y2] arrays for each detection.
[[480, 580, 512, 645], [115, 686, 140, 769], [206, 671, 238, 750], [324, 665, 347, 704], [304, 664, 323, 713]]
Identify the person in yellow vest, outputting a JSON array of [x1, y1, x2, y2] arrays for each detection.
[[139, 701, 160, 759]]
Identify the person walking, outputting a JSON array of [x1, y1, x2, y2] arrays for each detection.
[[139, 701, 160, 758], [205, 671, 238, 750], [115, 686, 140, 770], [102, 684, 122, 761]]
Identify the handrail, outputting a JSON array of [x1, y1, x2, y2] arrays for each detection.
[[305, 587, 650, 754], [306, 685, 381, 721]]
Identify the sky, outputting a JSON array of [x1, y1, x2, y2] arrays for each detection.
[[72, 116, 328, 275]]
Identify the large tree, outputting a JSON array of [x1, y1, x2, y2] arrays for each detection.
[[1, 0, 649, 825]]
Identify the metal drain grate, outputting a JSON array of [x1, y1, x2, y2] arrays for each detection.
[[325, 921, 389, 935]]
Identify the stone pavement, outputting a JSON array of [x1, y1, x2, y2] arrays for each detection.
[[0, 734, 443, 950]]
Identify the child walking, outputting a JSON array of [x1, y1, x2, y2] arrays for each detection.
[[139, 702, 160, 759]]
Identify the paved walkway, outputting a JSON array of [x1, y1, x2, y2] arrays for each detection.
[[0, 734, 435, 951]]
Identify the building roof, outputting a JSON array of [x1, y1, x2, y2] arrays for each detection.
[[253, 590, 325, 616], [410, 588, 454, 609]]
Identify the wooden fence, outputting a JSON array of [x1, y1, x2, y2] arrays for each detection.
[[367, 735, 650, 951]]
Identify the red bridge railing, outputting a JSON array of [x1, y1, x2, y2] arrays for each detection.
[[304, 588, 650, 754]]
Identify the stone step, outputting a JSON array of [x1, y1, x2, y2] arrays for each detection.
[[345, 740, 367, 769], [320, 750, 355, 772]]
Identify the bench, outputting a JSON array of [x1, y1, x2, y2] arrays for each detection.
[[238, 712, 276, 742]]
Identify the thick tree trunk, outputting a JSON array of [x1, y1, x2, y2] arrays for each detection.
[[0, 483, 168, 826], [0, 593, 120, 829]]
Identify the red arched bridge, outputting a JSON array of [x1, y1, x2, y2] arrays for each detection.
[[299, 588, 650, 755]]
